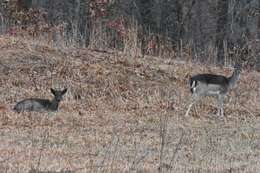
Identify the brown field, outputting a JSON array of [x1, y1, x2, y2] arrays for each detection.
[[0, 36, 260, 173]]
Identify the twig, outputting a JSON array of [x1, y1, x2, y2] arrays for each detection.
[[158, 113, 168, 173], [109, 126, 120, 173], [169, 128, 184, 171], [98, 128, 118, 173], [36, 130, 49, 170]]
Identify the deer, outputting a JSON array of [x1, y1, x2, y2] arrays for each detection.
[[185, 64, 242, 118], [14, 88, 67, 113]]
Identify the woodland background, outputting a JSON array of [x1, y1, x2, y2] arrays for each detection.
[[0, 0, 260, 67]]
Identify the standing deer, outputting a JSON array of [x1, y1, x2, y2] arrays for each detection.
[[185, 64, 242, 117]]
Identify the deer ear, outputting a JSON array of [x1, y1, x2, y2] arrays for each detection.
[[51, 88, 56, 95], [62, 88, 67, 95]]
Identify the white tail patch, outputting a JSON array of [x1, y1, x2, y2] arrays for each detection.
[[191, 80, 196, 88], [191, 80, 197, 93]]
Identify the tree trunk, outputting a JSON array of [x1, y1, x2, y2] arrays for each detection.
[[216, 0, 229, 65], [256, 0, 260, 71], [17, 0, 32, 11], [175, 0, 183, 45], [258, 0, 260, 39]]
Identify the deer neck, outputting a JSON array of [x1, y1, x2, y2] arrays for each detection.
[[49, 98, 60, 110], [228, 69, 240, 89]]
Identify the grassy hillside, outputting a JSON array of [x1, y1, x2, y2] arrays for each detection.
[[0, 36, 260, 173]]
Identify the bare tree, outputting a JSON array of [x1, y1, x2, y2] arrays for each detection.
[[216, 0, 229, 65], [17, 0, 32, 11], [257, 0, 260, 70]]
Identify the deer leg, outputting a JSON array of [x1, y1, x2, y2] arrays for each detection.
[[185, 94, 200, 117], [217, 94, 224, 117], [185, 101, 194, 117], [194, 104, 199, 116]]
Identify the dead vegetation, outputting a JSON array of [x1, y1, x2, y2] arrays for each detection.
[[0, 36, 260, 172]]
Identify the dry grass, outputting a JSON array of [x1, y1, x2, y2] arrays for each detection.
[[0, 36, 260, 173]]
